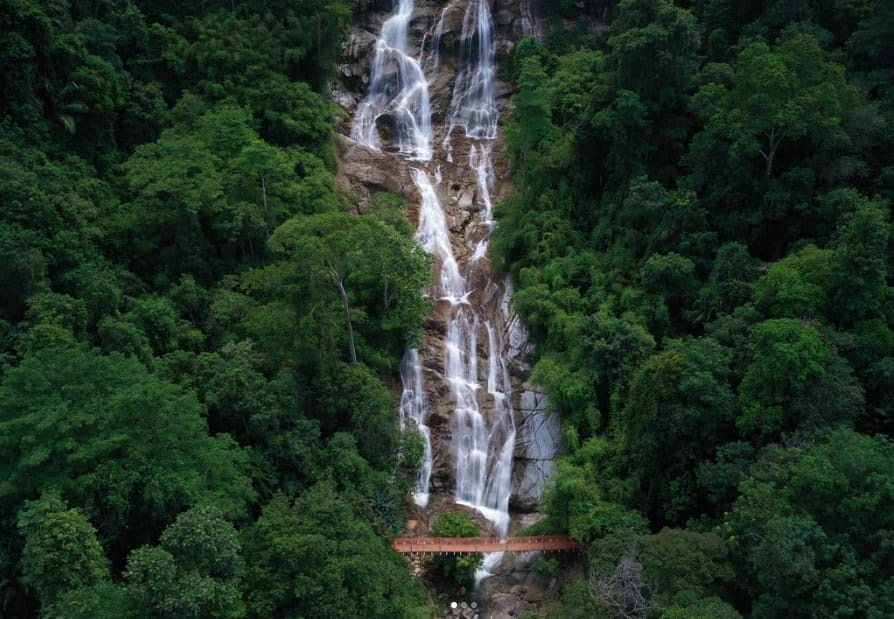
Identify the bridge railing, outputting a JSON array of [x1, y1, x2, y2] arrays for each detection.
[[392, 534, 585, 554], [397, 535, 573, 545]]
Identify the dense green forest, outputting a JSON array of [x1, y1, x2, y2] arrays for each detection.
[[2, 0, 894, 617], [0, 1, 432, 617], [498, 0, 894, 617]]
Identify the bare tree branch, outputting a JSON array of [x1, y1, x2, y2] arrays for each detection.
[[589, 543, 660, 619]]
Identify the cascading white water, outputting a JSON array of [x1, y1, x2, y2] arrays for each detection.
[[468, 142, 496, 262], [400, 348, 432, 507], [444, 0, 500, 158], [352, 0, 432, 160], [412, 168, 466, 302], [425, 5, 451, 73], [357, 0, 517, 551], [444, 0, 516, 547], [357, 0, 437, 506]]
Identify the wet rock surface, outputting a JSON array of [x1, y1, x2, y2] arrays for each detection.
[[336, 141, 417, 204], [510, 387, 560, 511]]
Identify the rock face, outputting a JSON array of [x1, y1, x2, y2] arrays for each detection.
[[511, 387, 560, 511], [336, 0, 559, 508], [334, 2, 563, 613], [336, 139, 418, 204]]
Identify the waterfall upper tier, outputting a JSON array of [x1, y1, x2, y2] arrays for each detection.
[[351, 0, 433, 160]]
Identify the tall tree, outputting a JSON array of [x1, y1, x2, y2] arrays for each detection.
[[830, 195, 890, 323], [124, 505, 245, 619], [622, 337, 736, 523], [17, 492, 108, 608], [726, 430, 894, 618], [0, 345, 254, 553], [688, 33, 860, 246], [737, 319, 862, 441], [241, 485, 428, 618], [692, 34, 857, 180], [263, 211, 430, 368]]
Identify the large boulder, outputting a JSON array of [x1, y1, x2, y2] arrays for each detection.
[[337, 26, 378, 105], [510, 459, 557, 512], [487, 593, 522, 619], [337, 142, 415, 204], [513, 390, 560, 460]]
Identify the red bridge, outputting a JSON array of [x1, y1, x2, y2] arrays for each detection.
[[393, 535, 585, 554]]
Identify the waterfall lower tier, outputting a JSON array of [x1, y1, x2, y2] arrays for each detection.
[[409, 164, 516, 538], [400, 348, 433, 507]]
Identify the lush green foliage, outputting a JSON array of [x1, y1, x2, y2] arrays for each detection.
[[17, 493, 109, 608], [0, 1, 429, 616], [724, 429, 894, 618], [429, 512, 484, 585], [242, 485, 428, 618], [4, 0, 894, 617], [499, 0, 894, 616]]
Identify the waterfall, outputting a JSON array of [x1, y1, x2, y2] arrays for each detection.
[[444, 0, 516, 543], [355, 0, 517, 546], [445, 0, 499, 157], [400, 348, 432, 507], [425, 5, 451, 72], [412, 168, 466, 303], [357, 0, 437, 506], [351, 0, 432, 160], [468, 142, 496, 262]]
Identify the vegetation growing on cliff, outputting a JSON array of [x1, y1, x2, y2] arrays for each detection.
[[497, 0, 894, 616], [429, 512, 484, 585]]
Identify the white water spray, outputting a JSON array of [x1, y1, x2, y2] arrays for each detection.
[[352, 0, 432, 160], [400, 348, 432, 507]]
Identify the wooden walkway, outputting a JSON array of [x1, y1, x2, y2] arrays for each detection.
[[393, 535, 584, 554]]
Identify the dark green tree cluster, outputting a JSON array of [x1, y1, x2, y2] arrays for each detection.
[[497, 0, 894, 616], [428, 512, 483, 585], [0, 1, 429, 617]]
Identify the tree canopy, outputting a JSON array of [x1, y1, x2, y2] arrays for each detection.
[[3, 0, 894, 617], [497, 1, 894, 616], [0, 1, 428, 616]]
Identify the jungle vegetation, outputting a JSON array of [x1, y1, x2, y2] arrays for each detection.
[[0, 1, 430, 617], [499, 1, 894, 617], [2, 0, 894, 618]]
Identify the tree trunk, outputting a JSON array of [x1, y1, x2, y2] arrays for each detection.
[[260, 171, 270, 236], [334, 273, 358, 364], [765, 143, 777, 177], [761, 127, 785, 178]]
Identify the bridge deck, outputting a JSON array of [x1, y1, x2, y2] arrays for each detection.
[[393, 535, 584, 554]]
